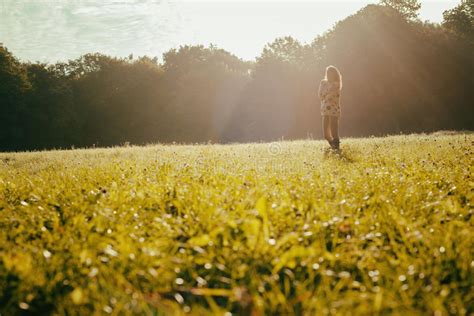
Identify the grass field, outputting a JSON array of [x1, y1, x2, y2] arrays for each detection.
[[0, 133, 473, 315]]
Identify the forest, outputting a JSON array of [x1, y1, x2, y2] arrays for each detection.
[[1, 1, 473, 151]]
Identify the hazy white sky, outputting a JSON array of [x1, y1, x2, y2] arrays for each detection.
[[0, 0, 459, 63]]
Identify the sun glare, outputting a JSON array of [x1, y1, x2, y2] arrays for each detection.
[[0, 0, 460, 62]]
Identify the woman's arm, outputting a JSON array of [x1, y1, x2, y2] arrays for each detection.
[[318, 80, 325, 100]]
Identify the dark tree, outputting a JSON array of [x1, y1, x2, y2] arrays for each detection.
[[379, 0, 421, 20], [0, 46, 30, 151], [24, 63, 77, 149], [443, 0, 474, 39]]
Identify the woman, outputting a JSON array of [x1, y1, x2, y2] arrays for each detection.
[[318, 65, 342, 151]]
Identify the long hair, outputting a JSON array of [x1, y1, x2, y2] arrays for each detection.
[[325, 65, 342, 89]]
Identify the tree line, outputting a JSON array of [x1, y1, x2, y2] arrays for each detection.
[[1, 1, 473, 151]]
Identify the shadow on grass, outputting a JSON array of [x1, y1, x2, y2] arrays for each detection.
[[323, 146, 356, 163]]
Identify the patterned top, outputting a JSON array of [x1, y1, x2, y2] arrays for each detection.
[[318, 79, 341, 117]]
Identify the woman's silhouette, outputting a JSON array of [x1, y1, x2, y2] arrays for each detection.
[[318, 66, 342, 150]]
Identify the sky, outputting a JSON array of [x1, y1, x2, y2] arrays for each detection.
[[0, 0, 460, 63]]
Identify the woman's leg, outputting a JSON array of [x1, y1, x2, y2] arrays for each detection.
[[330, 116, 340, 149], [322, 116, 333, 145]]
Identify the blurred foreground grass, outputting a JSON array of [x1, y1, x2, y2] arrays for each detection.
[[0, 134, 473, 315]]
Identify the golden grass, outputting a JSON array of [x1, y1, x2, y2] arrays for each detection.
[[0, 134, 473, 315]]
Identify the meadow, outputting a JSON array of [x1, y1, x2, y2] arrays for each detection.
[[0, 133, 472, 315]]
